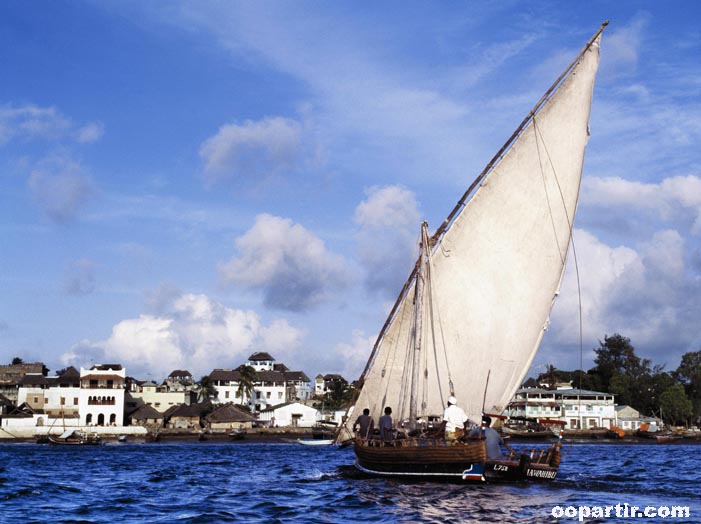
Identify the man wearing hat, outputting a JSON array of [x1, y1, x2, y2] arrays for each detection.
[[442, 395, 468, 443]]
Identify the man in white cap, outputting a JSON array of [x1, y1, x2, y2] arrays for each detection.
[[443, 395, 468, 443]]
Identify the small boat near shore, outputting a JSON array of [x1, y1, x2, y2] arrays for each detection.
[[48, 429, 102, 446], [297, 438, 334, 446]]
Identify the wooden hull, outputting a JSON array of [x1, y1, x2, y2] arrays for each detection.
[[48, 435, 102, 446], [354, 437, 561, 482], [354, 438, 487, 479]]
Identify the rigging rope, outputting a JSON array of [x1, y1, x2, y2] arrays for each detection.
[[533, 117, 585, 393]]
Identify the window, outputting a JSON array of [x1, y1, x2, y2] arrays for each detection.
[[73, 397, 78, 405], [256, 391, 261, 399], [266, 392, 271, 399], [225, 391, 230, 399], [278, 392, 283, 399], [61, 397, 66, 405]]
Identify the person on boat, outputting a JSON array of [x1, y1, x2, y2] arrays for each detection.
[[442, 396, 468, 443], [469, 415, 516, 459], [353, 408, 374, 440], [378, 406, 393, 445]]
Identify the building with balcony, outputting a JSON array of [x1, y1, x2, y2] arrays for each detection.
[[79, 364, 126, 426]]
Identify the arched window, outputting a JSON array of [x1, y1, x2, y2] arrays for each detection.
[[109, 413, 116, 425], [97, 413, 105, 426], [86, 413, 93, 425]]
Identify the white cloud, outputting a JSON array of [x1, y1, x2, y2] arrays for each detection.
[[76, 121, 105, 144], [219, 214, 347, 311], [0, 104, 71, 145], [60, 293, 306, 380], [0, 103, 104, 146], [583, 175, 701, 233], [27, 157, 94, 223], [334, 330, 375, 381], [199, 116, 304, 186], [355, 185, 421, 296], [546, 227, 699, 370]]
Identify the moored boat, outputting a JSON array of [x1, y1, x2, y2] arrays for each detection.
[[48, 429, 102, 446]]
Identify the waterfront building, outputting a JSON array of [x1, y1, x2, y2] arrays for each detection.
[[78, 364, 126, 426], [258, 401, 320, 428], [205, 403, 256, 431], [505, 387, 616, 430], [128, 380, 194, 413], [17, 367, 81, 418], [615, 405, 662, 431], [208, 353, 311, 413], [0, 362, 45, 403]]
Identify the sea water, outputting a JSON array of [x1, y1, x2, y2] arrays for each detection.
[[0, 441, 699, 523]]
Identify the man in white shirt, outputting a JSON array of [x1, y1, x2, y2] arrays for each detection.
[[443, 396, 468, 443]]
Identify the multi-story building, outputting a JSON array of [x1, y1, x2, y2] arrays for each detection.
[[128, 380, 194, 413], [208, 353, 311, 413], [17, 367, 81, 417], [505, 387, 616, 430], [0, 362, 45, 403], [78, 364, 126, 426]]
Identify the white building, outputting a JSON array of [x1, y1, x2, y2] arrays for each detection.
[[258, 402, 320, 428], [79, 364, 126, 426], [17, 367, 81, 417], [615, 405, 662, 432], [209, 353, 311, 412], [128, 381, 192, 413], [506, 388, 616, 430]]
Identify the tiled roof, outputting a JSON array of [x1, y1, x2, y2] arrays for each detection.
[[130, 404, 164, 420]]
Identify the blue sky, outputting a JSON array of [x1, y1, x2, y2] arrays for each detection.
[[1, 2, 700, 383]]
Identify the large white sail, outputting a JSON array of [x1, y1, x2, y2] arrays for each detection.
[[348, 32, 602, 431]]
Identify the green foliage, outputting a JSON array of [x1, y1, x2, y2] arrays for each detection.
[[236, 365, 257, 404], [11, 357, 24, 365], [198, 375, 218, 402], [674, 350, 701, 421], [659, 384, 693, 425]]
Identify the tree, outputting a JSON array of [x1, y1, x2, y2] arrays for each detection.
[[197, 375, 218, 402], [236, 365, 257, 406], [659, 384, 693, 426], [674, 350, 701, 422], [11, 357, 23, 365], [591, 334, 655, 414]]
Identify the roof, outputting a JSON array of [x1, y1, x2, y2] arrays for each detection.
[[209, 369, 241, 382], [91, 364, 124, 371], [18, 374, 53, 387], [259, 401, 316, 413], [284, 371, 310, 382], [323, 374, 345, 381], [130, 404, 164, 420], [168, 369, 193, 378], [167, 402, 212, 419], [248, 352, 275, 362], [206, 403, 256, 423]]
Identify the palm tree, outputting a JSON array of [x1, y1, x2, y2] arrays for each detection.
[[198, 375, 218, 402], [236, 365, 257, 406]]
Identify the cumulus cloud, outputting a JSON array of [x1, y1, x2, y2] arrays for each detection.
[[64, 259, 97, 296], [355, 185, 421, 297], [27, 157, 94, 223], [583, 175, 701, 234], [219, 214, 347, 311], [545, 227, 699, 369], [334, 330, 375, 381], [199, 116, 305, 187], [60, 292, 305, 380]]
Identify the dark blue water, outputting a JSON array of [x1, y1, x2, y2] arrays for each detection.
[[1, 441, 699, 523]]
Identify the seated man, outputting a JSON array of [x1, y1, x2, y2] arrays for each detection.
[[378, 406, 393, 445], [469, 415, 516, 459]]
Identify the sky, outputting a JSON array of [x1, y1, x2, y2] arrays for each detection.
[[1, 1, 700, 384]]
